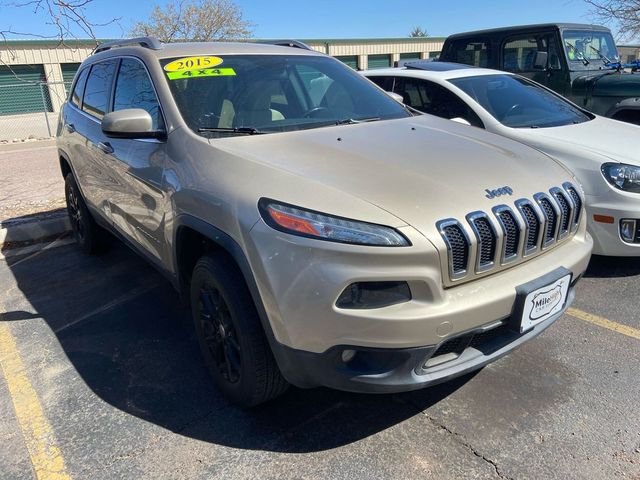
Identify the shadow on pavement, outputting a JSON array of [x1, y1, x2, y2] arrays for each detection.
[[584, 254, 640, 278], [0, 240, 474, 453]]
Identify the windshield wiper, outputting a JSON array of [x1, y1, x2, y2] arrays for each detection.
[[565, 41, 590, 66], [335, 117, 381, 125], [588, 45, 613, 66], [197, 126, 266, 135]]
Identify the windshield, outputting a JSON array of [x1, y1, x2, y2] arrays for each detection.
[[160, 54, 410, 136], [449, 74, 591, 128], [563, 30, 620, 67]]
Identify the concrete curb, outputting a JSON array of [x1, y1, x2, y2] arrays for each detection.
[[0, 209, 70, 245]]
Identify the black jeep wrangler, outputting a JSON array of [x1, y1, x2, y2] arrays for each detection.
[[439, 23, 640, 124]]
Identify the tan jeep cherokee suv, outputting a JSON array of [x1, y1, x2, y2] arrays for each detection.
[[56, 37, 593, 406]]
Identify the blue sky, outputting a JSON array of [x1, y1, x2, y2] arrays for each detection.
[[0, 0, 604, 40]]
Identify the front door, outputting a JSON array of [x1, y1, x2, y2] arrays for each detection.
[[501, 32, 569, 96], [106, 57, 169, 264]]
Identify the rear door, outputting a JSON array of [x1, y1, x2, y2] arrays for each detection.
[[105, 57, 168, 264], [65, 59, 118, 220]]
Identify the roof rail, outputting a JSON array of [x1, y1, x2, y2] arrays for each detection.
[[94, 37, 163, 54], [258, 40, 312, 51]]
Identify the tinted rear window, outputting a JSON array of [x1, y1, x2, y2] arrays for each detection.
[[82, 60, 117, 119], [70, 67, 89, 108]]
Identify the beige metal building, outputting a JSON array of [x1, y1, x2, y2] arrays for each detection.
[[619, 44, 639, 63], [0, 37, 445, 115]]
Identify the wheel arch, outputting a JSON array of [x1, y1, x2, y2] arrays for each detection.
[[607, 98, 640, 125], [58, 149, 74, 179], [172, 214, 298, 382]]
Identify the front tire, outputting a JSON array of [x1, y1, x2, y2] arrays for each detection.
[[190, 253, 289, 407], [64, 173, 109, 254]]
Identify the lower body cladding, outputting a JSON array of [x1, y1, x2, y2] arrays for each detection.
[[587, 193, 640, 256], [246, 220, 592, 393]]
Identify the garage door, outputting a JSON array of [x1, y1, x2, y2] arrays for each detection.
[[0, 64, 50, 115], [61, 63, 81, 93], [399, 52, 421, 67], [367, 54, 391, 69], [335, 55, 358, 69]]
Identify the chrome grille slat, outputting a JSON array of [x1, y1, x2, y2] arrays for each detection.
[[515, 200, 541, 254], [563, 183, 582, 230], [467, 212, 497, 272], [550, 187, 572, 238], [437, 219, 471, 280], [437, 184, 582, 282], [493, 206, 520, 263]]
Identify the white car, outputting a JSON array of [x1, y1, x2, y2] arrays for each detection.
[[364, 62, 640, 256]]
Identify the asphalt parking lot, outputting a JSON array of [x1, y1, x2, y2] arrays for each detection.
[[0, 240, 639, 480]]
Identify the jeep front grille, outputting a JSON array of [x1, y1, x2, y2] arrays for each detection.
[[437, 184, 582, 283]]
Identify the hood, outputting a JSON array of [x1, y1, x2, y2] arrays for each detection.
[[519, 116, 640, 166], [574, 70, 640, 97], [209, 115, 574, 234]]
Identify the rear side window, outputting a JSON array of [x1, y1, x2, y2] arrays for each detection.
[[446, 38, 492, 68], [113, 58, 163, 130], [393, 77, 484, 128], [82, 60, 117, 119], [70, 67, 89, 108]]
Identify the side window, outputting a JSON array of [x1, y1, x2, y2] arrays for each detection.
[[70, 67, 89, 108], [394, 78, 484, 128], [502, 33, 562, 72], [367, 76, 394, 92], [82, 60, 117, 120], [113, 58, 163, 130], [448, 39, 492, 67]]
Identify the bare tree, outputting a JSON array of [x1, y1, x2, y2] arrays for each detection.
[[0, 0, 119, 43], [584, 0, 640, 40], [409, 26, 429, 38], [131, 0, 253, 42]]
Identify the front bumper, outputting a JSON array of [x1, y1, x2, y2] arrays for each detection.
[[274, 278, 577, 393], [587, 193, 640, 256], [246, 219, 592, 354]]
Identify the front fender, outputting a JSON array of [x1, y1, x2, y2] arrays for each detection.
[[606, 96, 640, 118]]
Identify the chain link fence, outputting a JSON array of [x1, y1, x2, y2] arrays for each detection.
[[0, 81, 70, 143]]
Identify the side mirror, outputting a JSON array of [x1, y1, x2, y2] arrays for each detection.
[[387, 91, 404, 103], [533, 51, 549, 70], [450, 117, 471, 126], [102, 109, 161, 139]]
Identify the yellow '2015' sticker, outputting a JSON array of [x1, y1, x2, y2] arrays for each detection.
[[166, 67, 236, 80], [164, 56, 224, 72]]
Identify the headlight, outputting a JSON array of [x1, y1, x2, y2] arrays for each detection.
[[601, 163, 640, 193], [258, 199, 410, 246]]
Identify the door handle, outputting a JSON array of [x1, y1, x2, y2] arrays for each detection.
[[64, 123, 75, 133], [96, 141, 114, 154]]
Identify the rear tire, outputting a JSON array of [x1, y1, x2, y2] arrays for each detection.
[[190, 253, 289, 407], [64, 173, 109, 254]]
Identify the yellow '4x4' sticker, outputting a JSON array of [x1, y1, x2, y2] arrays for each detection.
[[166, 68, 236, 80]]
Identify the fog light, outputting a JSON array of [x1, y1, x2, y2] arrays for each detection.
[[336, 281, 411, 309], [341, 349, 356, 363], [620, 219, 637, 243]]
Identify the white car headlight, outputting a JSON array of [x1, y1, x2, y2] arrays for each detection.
[[601, 163, 640, 193], [259, 199, 410, 246]]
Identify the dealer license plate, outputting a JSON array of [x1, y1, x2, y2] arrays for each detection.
[[520, 274, 571, 333]]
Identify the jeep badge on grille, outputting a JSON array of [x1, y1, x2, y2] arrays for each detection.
[[485, 186, 514, 199]]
